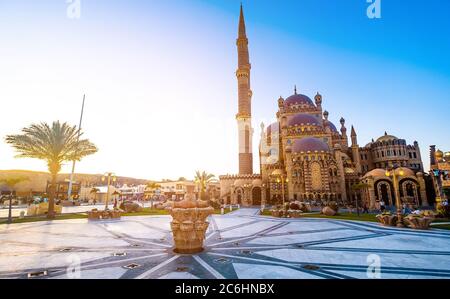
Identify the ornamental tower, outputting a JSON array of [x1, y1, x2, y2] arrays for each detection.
[[236, 4, 253, 175]]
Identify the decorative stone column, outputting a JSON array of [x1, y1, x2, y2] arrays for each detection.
[[169, 195, 214, 254], [368, 178, 377, 209], [417, 173, 429, 206]]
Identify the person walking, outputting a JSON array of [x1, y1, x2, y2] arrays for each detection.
[[380, 200, 386, 213], [363, 203, 369, 214]]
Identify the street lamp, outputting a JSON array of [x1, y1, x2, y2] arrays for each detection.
[[385, 163, 404, 228], [274, 173, 289, 206], [101, 172, 116, 210]]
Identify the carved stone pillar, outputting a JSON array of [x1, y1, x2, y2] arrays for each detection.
[[417, 173, 429, 206]]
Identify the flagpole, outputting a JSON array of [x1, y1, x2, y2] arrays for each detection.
[[67, 94, 85, 201]]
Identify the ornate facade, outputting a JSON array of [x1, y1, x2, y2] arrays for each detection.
[[220, 5, 428, 208], [430, 146, 450, 202]]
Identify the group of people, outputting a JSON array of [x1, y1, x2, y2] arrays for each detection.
[[379, 200, 419, 214]]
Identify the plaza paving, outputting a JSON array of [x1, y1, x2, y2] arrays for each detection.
[[1, 208, 450, 279]]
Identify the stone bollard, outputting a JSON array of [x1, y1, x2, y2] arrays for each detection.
[[169, 196, 214, 254]]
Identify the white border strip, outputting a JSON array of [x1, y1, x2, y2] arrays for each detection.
[[193, 255, 225, 279], [136, 255, 179, 279]]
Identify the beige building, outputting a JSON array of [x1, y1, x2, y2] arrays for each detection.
[[147, 180, 220, 201], [430, 146, 450, 202], [220, 5, 429, 209], [79, 185, 119, 204]]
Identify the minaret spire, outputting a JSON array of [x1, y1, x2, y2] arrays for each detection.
[[239, 3, 247, 38], [236, 4, 253, 175], [351, 125, 357, 137]]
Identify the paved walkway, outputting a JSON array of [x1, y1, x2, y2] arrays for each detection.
[[1, 208, 450, 279]]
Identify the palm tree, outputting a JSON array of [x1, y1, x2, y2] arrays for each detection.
[[90, 187, 100, 205], [146, 182, 161, 208], [0, 176, 29, 223], [194, 171, 215, 201], [5, 121, 97, 219]]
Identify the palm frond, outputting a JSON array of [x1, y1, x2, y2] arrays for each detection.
[[5, 121, 98, 173]]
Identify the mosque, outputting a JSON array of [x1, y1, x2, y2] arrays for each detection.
[[219, 6, 428, 209]]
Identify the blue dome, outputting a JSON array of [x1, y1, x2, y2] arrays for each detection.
[[284, 93, 315, 107], [293, 137, 330, 153], [288, 113, 320, 127]]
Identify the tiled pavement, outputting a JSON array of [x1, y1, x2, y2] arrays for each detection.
[[1, 208, 449, 279]]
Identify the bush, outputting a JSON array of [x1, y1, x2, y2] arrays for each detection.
[[289, 202, 301, 210]]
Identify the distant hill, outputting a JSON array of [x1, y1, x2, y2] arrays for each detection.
[[0, 170, 152, 193]]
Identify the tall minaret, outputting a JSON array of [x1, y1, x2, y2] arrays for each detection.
[[351, 125, 362, 173], [236, 4, 253, 175]]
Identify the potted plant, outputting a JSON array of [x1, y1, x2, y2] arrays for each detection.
[[404, 210, 435, 230], [376, 211, 398, 226]]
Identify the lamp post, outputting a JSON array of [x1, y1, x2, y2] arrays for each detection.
[[261, 184, 266, 212], [275, 175, 289, 206], [385, 164, 404, 228], [101, 172, 116, 210]]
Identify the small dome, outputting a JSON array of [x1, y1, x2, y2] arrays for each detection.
[[377, 132, 398, 142], [363, 169, 387, 179], [284, 93, 315, 108], [292, 137, 330, 153], [435, 150, 444, 159], [287, 113, 320, 127]]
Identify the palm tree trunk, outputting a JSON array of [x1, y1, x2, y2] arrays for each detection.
[[47, 172, 57, 219], [7, 190, 13, 224]]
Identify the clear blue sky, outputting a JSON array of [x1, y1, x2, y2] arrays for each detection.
[[0, 0, 449, 179]]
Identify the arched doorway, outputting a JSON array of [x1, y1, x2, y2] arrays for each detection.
[[376, 180, 394, 206], [235, 188, 243, 205], [400, 179, 420, 206], [252, 187, 262, 206]]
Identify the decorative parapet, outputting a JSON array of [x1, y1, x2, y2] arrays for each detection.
[[219, 174, 262, 181]]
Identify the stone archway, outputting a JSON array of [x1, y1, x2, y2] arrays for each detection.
[[235, 188, 243, 205], [376, 180, 394, 206], [400, 179, 420, 206], [252, 187, 262, 206]]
